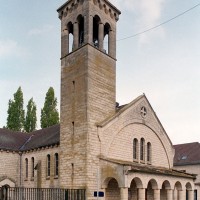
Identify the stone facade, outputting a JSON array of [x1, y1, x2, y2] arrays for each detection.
[[0, 0, 198, 200]]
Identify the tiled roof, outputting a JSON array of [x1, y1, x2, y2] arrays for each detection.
[[173, 142, 200, 166], [0, 124, 60, 151], [100, 156, 195, 179], [0, 129, 30, 151]]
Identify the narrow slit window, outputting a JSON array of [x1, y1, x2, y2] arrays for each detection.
[[147, 142, 151, 163], [133, 138, 138, 160], [31, 157, 34, 178], [140, 138, 145, 161], [55, 153, 59, 177], [25, 158, 28, 179], [47, 154, 51, 177]]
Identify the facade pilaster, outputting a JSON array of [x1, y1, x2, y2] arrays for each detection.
[[99, 23, 104, 51], [73, 22, 79, 49], [61, 29, 69, 57]]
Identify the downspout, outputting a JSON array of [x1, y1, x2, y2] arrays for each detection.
[[19, 152, 22, 187]]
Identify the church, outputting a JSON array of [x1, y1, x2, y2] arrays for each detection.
[[0, 0, 198, 199]]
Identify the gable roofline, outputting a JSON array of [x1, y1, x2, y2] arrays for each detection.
[[96, 94, 173, 146]]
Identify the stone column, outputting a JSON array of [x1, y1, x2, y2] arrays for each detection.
[[153, 189, 160, 200], [167, 189, 173, 200], [73, 22, 79, 50], [179, 190, 186, 200], [98, 23, 104, 51], [138, 188, 146, 200], [173, 189, 177, 200], [120, 188, 128, 200], [108, 30, 116, 58], [61, 29, 69, 57], [188, 190, 194, 200]]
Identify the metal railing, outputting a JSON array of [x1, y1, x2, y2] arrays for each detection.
[[0, 187, 86, 200]]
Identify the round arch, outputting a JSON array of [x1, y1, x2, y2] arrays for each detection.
[[105, 178, 120, 200], [129, 177, 143, 189], [147, 179, 159, 189], [186, 182, 193, 190], [174, 181, 182, 190]]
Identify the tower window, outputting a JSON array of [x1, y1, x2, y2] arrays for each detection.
[[93, 15, 101, 47], [72, 122, 74, 134], [77, 15, 84, 46], [67, 22, 74, 53], [104, 23, 111, 54]]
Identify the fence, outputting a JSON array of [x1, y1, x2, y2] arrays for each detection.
[[0, 187, 86, 200]]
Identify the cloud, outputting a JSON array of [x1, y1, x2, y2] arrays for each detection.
[[110, 0, 166, 44], [28, 25, 54, 36], [0, 39, 29, 59]]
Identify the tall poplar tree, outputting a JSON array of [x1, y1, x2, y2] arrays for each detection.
[[41, 87, 59, 128], [24, 98, 37, 133], [6, 87, 25, 131]]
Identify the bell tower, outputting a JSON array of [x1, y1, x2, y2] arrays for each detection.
[[57, 0, 120, 196]]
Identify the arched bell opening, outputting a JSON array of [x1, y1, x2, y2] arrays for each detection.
[[77, 15, 84, 46], [104, 23, 111, 54], [67, 22, 74, 53], [93, 15, 101, 48]]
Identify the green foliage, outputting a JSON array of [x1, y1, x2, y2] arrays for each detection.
[[6, 87, 25, 131], [41, 87, 59, 128], [24, 98, 37, 133]]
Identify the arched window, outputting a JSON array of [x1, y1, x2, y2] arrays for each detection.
[[31, 157, 34, 178], [104, 23, 111, 54], [67, 22, 74, 53], [54, 153, 59, 177], [93, 15, 101, 47], [133, 138, 138, 160], [77, 15, 84, 46], [147, 142, 152, 163], [25, 158, 28, 179], [140, 138, 145, 161], [47, 154, 51, 177]]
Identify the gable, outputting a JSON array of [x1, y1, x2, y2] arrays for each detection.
[[98, 94, 175, 168]]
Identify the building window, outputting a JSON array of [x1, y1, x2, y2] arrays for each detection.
[[147, 142, 152, 163], [47, 154, 51, 177], [25, 158, 28, 179], [54, 153, 59, 177], [31, 157, 34, 179], [133, 138, 138, 160], [140, 138, 145, 161]]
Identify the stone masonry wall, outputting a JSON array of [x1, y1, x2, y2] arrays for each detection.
[[22, 146, 60, 188], [0, 150, 20, 186]]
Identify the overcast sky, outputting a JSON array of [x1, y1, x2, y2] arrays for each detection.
[[0, 0, 200, 145]]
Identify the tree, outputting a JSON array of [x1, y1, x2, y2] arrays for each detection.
[[41, 87, 59, 128], [24, 98, 37, 133], [6, 87, 25, 131]]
